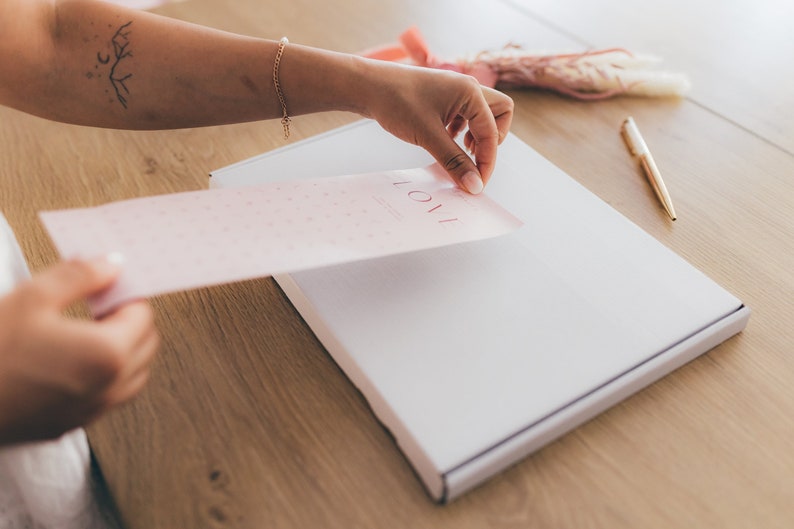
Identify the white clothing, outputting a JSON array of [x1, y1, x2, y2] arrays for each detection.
[[0, 213, 116, 529]]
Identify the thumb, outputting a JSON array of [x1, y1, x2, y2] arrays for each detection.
[[30, 256, 122, 311], [426, 134, 484, 194]]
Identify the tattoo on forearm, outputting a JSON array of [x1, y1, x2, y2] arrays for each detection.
[[96, 21, 134, 109]]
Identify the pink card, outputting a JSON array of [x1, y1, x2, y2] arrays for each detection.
[[40, 165, 522, 315]]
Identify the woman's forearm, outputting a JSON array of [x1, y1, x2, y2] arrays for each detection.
[[0, 0, 514, 190], [2, 0, 366, 129]]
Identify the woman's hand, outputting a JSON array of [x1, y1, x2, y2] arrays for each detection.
[[354, 58, 514, 194], [0, 257, 159, 445]]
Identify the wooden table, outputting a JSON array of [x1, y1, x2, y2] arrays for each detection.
[[2, 0, 793, 527]]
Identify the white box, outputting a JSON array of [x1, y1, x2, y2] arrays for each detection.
[[211, 120, 749, 502]]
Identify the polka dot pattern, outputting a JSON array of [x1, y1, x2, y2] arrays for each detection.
[[40, 166, 522, 315]]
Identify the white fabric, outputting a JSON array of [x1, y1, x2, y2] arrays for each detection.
[[0, 213, 115, 529]]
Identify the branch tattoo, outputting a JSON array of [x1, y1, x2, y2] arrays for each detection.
[[97, 21, 133, 108]]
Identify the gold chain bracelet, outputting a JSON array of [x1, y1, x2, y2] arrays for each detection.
[[273, 37, 291, 139]]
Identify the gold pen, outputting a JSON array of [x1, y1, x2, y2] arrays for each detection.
[[620, 116, 677, 220]]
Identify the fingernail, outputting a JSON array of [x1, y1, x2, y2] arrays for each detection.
[[90, 252, 124, 275], [106, 252, 125, 266], [461, 172, 483, 194]]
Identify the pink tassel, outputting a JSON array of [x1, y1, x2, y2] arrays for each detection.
[[361, 27, 689, 100]]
